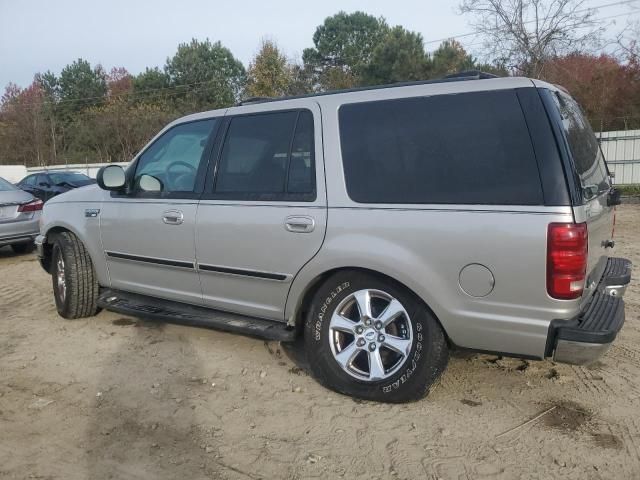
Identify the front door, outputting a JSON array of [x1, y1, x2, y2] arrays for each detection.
[[100, 118, 219, 305], [196, 104, 326, 320]]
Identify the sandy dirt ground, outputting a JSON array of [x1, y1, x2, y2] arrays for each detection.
[[1, 206, 639, 480]]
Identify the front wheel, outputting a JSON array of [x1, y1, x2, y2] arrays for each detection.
[[304, 271, 449, 403], [51, 232, 100, 319]]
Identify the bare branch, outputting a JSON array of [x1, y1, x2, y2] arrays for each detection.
[[459, 0, 603, 76]]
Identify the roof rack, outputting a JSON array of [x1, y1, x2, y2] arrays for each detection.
[[239, 96, 272, 105], [236, 70, 503, 106], [444, 70, 499, 80]]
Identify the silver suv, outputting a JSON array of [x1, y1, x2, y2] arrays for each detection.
[[35, 73, 632, 402]]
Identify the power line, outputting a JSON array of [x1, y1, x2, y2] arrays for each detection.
[[3, 0, 639, 110], [461, 9, 640, 50]]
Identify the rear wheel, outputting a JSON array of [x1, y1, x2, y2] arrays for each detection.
[[304, 271, 449, 403], [11, 242, 35, 254], [51, 232, 100, 319]]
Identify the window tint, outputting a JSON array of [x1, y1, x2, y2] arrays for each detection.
[[135, 119, 216, 194], [49, 172, 91, 185], [21, 175, 36, 186], [552, 93, 610, 201], [288, 111, 315, 194], [339, 91, 543, 205], [214, 110, 315, 200], [36, 174, 49, 186]]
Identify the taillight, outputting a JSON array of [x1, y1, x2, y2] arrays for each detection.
[[547, 222, 588, 300], [17, 199, 43, 213]]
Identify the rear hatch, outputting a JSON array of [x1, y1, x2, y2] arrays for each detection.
[[548, 91, 615, 305]]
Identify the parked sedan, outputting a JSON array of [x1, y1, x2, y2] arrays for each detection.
[[16, 171, 95, 202], [0, 176, 42, 253]]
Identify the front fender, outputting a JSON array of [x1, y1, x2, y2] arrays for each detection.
[[41, 201, 108, 286]]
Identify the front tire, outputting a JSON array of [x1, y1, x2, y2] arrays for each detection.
[[51, 232, 100, 319], [304, 271, 449, 403]]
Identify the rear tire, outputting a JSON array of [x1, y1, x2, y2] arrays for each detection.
[[304, 271, 449, 403], [11, 242, 35, 254], [51, 232, 100, 319]]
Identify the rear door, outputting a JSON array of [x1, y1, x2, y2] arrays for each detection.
[[195, 103, 326, 321], [551, 91, 614, 302], [36, 174, 53, 201]]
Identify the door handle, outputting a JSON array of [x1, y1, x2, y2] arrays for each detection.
[[162, 210, 184, 225], [285, 215, 315, 233]]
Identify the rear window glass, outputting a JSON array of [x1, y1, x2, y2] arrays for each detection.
[[0, 177, 18, 191], [339, 90, 543, 205], [552, 93, 610, 201]]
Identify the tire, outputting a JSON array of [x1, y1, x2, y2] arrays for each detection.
[[11, 242, 35, 254], [304, 271, 449, 403], [51, 232, 100, 319]]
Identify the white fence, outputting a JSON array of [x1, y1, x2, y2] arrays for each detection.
[[599, 130, 640, 185], [0, 162, 130, 183], [0, 165, 28, 183]]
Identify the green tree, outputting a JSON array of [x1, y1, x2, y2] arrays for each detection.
[[246, 40, 293, 98], [303, 11, 389, 90], [362, 26, 430, 85], [69, 101, 175, 163], [132, 67, 170, 105], [35, 71, 61, 163], [165, 39, 245, 111], [58, 58, 107, 115], [286, 63, 314, 96], [430, 39, 476, 77]]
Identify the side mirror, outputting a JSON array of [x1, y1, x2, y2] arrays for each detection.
[[39, 182, 50, 187], [138, 174, 163, 193], [97, 165, 126, 191]]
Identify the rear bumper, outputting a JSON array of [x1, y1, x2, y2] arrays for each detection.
[[0, 214, 40, 247], [546, 257, 632, 365]]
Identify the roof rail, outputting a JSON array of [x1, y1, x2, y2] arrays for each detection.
[[235, 70, 505, 106], [237, 96, 273, 106], [444, 70, 499, 80]]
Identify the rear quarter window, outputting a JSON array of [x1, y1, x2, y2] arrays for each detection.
[[552, 92, 610, 201], [338, 90, 544, 205]]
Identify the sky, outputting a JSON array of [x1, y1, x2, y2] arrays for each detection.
[[0, 0, 638, 90]]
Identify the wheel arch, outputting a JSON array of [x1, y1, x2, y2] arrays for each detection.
[[40, 225, 77, 273], [41, 223, 107, 285], [287, 266, 450, 343]]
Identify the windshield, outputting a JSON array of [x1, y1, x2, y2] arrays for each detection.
[[0, 177, 18, 191], [49, 172, 91, 185]]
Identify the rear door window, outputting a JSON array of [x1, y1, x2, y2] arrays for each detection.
[[338, 90, 544, 205], [22, 175, 36, 187], [552, 92, 610, 201], [214, 110, 316, 201]]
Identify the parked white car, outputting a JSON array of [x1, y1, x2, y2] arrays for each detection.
[[0, 176, 42, 253]]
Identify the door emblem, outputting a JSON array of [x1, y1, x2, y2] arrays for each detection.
[[85, 209, 100, 218]]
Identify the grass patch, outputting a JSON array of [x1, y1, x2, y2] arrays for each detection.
[[616, 184, 640, 196]]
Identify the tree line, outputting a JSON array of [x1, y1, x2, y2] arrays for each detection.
[[1, 4, 639, 167]]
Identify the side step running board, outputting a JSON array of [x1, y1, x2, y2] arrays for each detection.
[[97, 289, 296, 342]]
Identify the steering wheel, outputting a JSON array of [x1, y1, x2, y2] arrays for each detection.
[[166, 161, 197, 191]]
